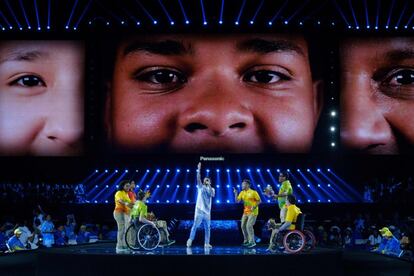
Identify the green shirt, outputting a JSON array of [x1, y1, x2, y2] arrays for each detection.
[[278, 180, 293, 209], [131, 200, 148, 220]]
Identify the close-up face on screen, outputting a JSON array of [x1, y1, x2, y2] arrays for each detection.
[[340, 37, 414, 154], [0, 40, 85, 156], [106, 34, 323, 154]]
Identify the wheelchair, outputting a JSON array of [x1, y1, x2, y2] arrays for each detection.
[[125, 220, 163, 251], [271, 213, 316, 254]]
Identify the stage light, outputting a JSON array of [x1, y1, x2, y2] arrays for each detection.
[[284, 20, 288, 25], [307, 199, 311, 203], [156, 169, 160, 173], [136, 170, 139, 172], [216, 200, 220, 203], [105, 200, 108, 203], [121, 21, 125, 24], [394, 26, 398, 29], [317, 168, 321, 172], [185, 20, 190, 24], [105, 185, 109, 188], [105, 170, 108, 173], [216, 169, 220, 172], [356, 26, 359, 30], [216, 185, 220, 188], [317, 21, 321, 25], [156, 200, 160, 203], [153, 20, 158, 24], [328, 199, 331, 202], [166, 185, 170, 188], [219, 20, 223, 24], [136, 22, 141, 26], [330, 126, 336, 132], [226, 169, 230, 172], [348, 25, 351, 29], [237, 185, 240, 188], [331, 22, 335, 26], [167, 169, 170, 172], [95, 185, 98, 188], [176, 200, 180, 203], [65, 25, 69, 29], [94, 200, 98, 203], [125, 169, 128, 173], [247, 169, 251, 172], [404, 25, 408, 29], [297, 184, 301, 188], [318, 199, 321, 202], [166, 200, 170, 203], [318, 184, 321, 187], [95, 169, 99, 173], [298, 199, 301, 203], [307, 169, 310, 172], [367, 25, 370, 29], [385, 25, 389, 29], [299, 21, 303, 25], [257, 184, 261, 188], [297, 169, 300, 172], [287, 169, 290, 172], [227, 200, 230, 203], [331, 111, 336, 117], [235, 21, 239, 25], [266, 169, 270, 172], [268, 21, 272, 26], [19, 27, 23, 30], [375, 26, 378, 30], [186, 200, 190, 203], [277, 184, 280, 188], [170, 21, 175, 25], [146, 185, 149, 188], [176, 185, 180, 188], [277, 169, 280, 173], [106, 22, 110, 26], [116, 185, 119, 188], [236, 169, 240, 172], [115, 169, 119, 173], [267, 200, 270, 203], [89, 21, 92, 25], [250, 21, 254, 24], [186, 185, 190, 188], [328, 184, 331, 187], [156, 185, 160, 188], [146, 169, 150, 173], [203, 21, 208, 25], [327, 169, 331, 172], [186, 169, 190, 173], [206, 169, 210, 173], [307, 184, 310, 187], [331, 142, 336, 147], [226, 185, 230, 188], [256, 169, 261, 172], [177, 169, 180, 173]]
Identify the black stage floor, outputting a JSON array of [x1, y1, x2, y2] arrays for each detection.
[[0, 242, 412, 276]]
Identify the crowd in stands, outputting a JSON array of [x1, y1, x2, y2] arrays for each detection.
[[363, 176, 414, 204], [0, 205, 117, 253], [0, 182, 87, 204]]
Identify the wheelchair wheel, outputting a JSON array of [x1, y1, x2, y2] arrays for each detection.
[[125, 223, 140, 251], [137, 224, 161, 250], [283, 230, 305, 254], [303, 230, 316, 251]]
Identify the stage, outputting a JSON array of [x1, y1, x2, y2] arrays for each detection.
[[1, 242, 411, 276]]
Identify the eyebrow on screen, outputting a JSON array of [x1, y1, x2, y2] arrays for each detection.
[[0, 50, 48, 64], [385, 49, 414, 62], [236, 39, 305, 56], [123, 40, 192, 56]]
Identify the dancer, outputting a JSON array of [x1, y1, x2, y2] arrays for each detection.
[[187, 162, 215, 249], [233, 179, 261, 248], [276, 171, 293, 222], [113, 180, 133, 253]]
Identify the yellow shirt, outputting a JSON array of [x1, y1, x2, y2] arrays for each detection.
[[237, 189, 261, 216], [114, 190, 131, 214], [285, 204, 302, 230]]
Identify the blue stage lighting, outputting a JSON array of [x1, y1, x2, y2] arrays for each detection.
[[176, 185, 180, 188], [287, 169, 290, 172], [65, 25, 69, 29], [95, 185, 98, 188], [216, 185, 220, 188], [121, 21, 125, 24], [297, 169, 300, 172], [185, 20, 190, 24], [186, 185, 190, 188], [256, 169, 260, 172], [277, 184, 280, 188], [115, 170, 118, 173], [206, 169, 210, 173], [146, 185, 150, 188], [219, 20, 223, 24], [186, 169, 190, 173], [307, 184, 310, 187], [176, 200, 180, 203], [136, 22, 141, 26], [95, 169, 99, 173], [268, 21, 272, 26], [94, 200, 97, 203], [235, 21, 239, 25], [267, 200, 270, 203], [156, 185, 160, 188], [266, 169, 270, 172], [156, 169, 160, 173], [146, 169, 150, 173], [186, 200, 190, 203], [125, 169, 128, 173], [170, 21, 175, 25], [307, 169, 310, 172], [227, 200, 230, 203], [105, 185, 109, 188], [328, 184, 331, 187], [226, 185, 230, 188], [203, 21, 208, 25], [284, 20, 288, 24], [299, 21, 303, 25], [166, 185, 170, 188], [307, 199, 311, 203], [153, 20, 158, 24], [177, 169, 180, 172], [298, 199, 301, 203], [237, 185, 240, 188], [328, 199, 331, 203], [297, 184, 301, 188], [216, 169, 220, 172], [136, 170, 139, 172], [318, 184, 321, 187], [317, 168, 321, 172], [247, 169, 251, 172], [236, 169, 240, 172], [277, 169, 280, 173], [106, 22, 110, 26], [105, 200, 108, 203], [226, 169, 230, 172], [156, 200, 160, 203], [250, 21, 254, 24], [166, 200, 170, 203], [116, 185, 119, 188], [167, 169, 170, 172], [318, 199, 321, 202], [216, 200, 220, 203]]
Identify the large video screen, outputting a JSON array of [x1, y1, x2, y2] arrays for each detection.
[[1, 35, 413, 156]]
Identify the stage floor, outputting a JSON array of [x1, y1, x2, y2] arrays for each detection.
[[1, 242, 412, 276]]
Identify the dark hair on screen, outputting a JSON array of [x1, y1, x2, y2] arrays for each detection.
[[118, 180, 130, 191], [287, 194, 296, 205], [279, 171, 289, 180]]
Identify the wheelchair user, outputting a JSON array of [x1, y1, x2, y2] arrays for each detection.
[[130, 190, 176, 246], [266, 194, 302, 250]]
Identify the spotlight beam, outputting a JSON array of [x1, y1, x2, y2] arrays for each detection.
[[5, 0, 22, 28], [134, 0, 157, 23], [0, 8, 13, 28], [219, 0, 224, 23], [250, 0, 264, 23], [286, 0, 310, 22], [200, 0, 207, 24], [348, 0, 359, 28], [269, 0, 289, 24], [47, 0, 51, 28], [395, 0, 408, 28], [18, 0, 31, 28], [158, 0, 174, 23], [386, 0, 396, 28], [332, 0, 351, 27], [363, 0, 369, 27], [236, 0, 247, 23], [74, 0, 93, 28], [177, 0, 189, 23], [65, 0, 79, 28], [375, 0, 380, 28]]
